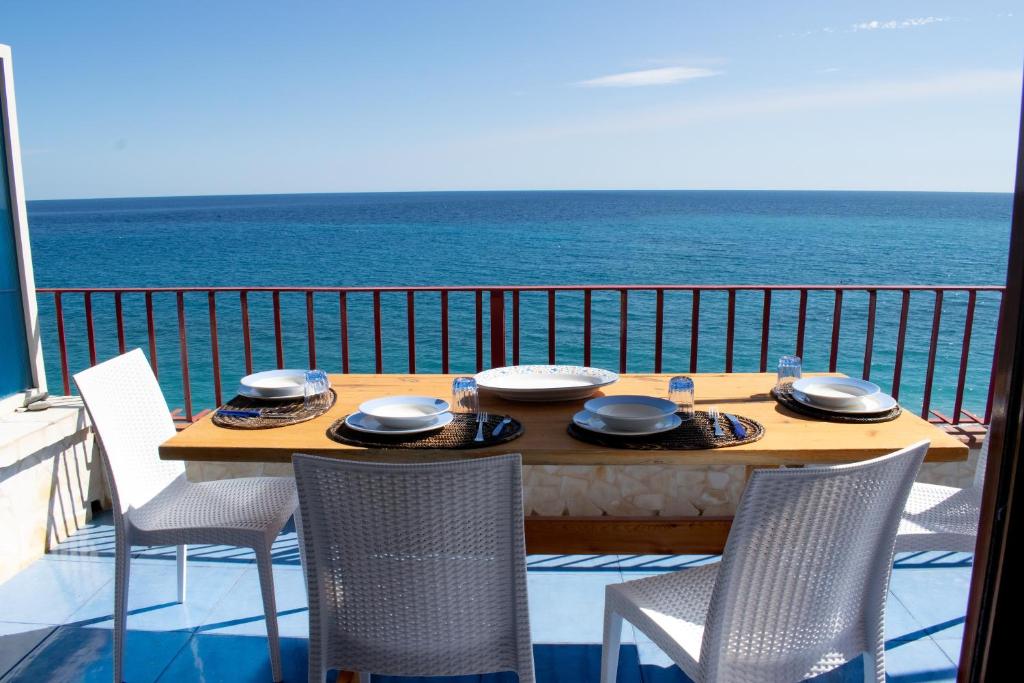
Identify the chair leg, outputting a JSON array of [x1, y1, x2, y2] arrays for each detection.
[[176, 544, 187, 603], [600, 608, 624, 683], [255, 544, 283, 682], [113, 536, 132, 683], [307, 650, 324, 683]]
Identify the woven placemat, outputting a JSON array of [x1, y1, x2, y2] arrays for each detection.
[[327, 413, 524, 450], [567, 410, 764, 450], [771, 386, 901, 423], [211, 390, 337, 429]]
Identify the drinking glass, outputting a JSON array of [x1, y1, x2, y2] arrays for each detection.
[[668, 375, 695, 421], [451, 376, 479, 414], [777, 355, 802, 391], [303, 369, 330, 410]]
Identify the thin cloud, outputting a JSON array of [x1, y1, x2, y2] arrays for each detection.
[[853, 16, 948, 31], [786, 16, 950, 38], [575, 66, 719, 88], [492, 69, 1021, 143]]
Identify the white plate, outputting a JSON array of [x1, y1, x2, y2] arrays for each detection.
[[475, 365, 619, 402], [792, 389, 898, 415], [573, 409, 682, 436], [238, 369, 320, 400], [345, 410, 454, 435]]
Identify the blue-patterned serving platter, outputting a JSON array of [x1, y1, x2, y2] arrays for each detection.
[[474, 364, 619, 402]]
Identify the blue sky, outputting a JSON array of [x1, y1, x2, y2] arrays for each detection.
[[2, 1, 1022, 199]]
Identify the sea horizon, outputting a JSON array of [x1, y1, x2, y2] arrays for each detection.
[[26, 187, 1015, 206]]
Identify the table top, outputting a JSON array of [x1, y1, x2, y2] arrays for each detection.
[[159, 373, 967, 466]]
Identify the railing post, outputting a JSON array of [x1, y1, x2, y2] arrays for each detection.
[[54, 292, 70, 394], [489, 290, 506, 368]]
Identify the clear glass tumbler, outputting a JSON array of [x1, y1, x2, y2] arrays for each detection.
[[776, 355, 802, 391], [668, 375, 695, 421], [303, 369, 330, 410], [451, 376, 479, 414]]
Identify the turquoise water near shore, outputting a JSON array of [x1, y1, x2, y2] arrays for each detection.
[[26, 190, 1011, 417]]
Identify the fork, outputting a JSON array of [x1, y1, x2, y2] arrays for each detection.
[[708, 406, 725, 438], [475, 411, 488, 442]]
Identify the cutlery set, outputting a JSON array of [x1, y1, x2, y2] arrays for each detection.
[[706, 406, 747, 439], [216, 408, 293, 419]]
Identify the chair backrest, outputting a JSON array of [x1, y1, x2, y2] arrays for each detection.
[[292, 452, 533, 679], [699, 441, 929, 682], [74, 348, 184, 516]]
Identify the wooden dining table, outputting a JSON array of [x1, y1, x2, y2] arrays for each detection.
[[160, 372, 967, 553]]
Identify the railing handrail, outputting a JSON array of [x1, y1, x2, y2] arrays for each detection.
[[36, 283, 1005, 429], [37, 284, 1007, 293]]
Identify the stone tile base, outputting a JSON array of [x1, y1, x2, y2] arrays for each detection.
[[187, 445, 980, 518]]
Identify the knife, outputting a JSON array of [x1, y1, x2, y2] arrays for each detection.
[[724, 413, 747, 438]]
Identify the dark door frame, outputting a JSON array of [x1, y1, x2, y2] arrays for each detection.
[[959, 73, 1024, 681]]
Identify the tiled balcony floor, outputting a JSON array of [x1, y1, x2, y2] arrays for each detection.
[[0, 514, 968, 682]]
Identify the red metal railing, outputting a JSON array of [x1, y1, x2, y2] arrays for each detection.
[[37, 284, 1004, 428]]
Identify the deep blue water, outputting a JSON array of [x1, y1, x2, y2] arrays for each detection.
[[26, 190, 1012, 417]]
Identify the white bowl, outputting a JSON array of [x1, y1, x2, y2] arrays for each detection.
[[583, 395, 678, 432], [791, 377, 881, 410], [358, 395, 451, 429]]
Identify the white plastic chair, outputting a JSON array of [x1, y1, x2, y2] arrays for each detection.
[[291, 452, 535, 683], [74, 349, 297, 683], [601, 441, 929, 683], [895, 433, 987, 553]]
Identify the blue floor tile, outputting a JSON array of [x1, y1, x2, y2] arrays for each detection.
[[373, 673, 518, 683], [931, 638, 963, 669], [885, 592, 932, 644], [156, 633, 311, 683], [198, 564, 309, 638], [1, 626, 190, 683], [0, 559, 112, 625], [44, 531, 119, 562], [132, 543, 256, 566], [535, 644, 641, 683], [806, 658, 865, 682], [889, 566, 971, 641], [527, 554, 625, 572], [527, 571, 634, 644], [883, 637, 957, 682], [892, 552, 974, 570], [368, 645, 632, 683], [633, 639, 960, 683], [617, 555, 718, 573], [0, 622, 56, 679], [66, 561, 247, 632], [635, 641, 688, 682]]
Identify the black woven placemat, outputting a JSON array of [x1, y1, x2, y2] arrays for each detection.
[[567, 410, 764, 450], [211, 390, 337, 429], [327, 413, 524, 449], [771, 386, 901, 423]]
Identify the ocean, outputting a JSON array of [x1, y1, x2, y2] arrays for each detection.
[[26, 190, 1012, 417]]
